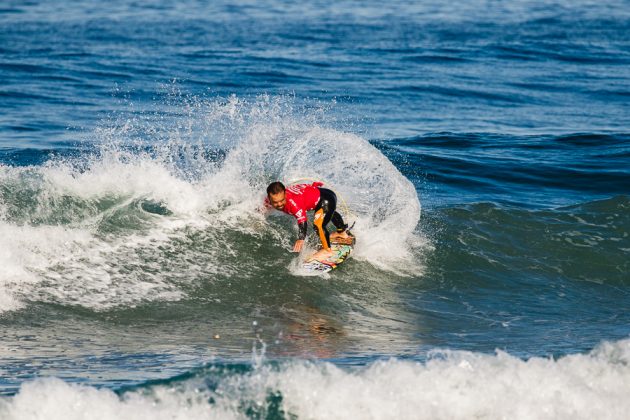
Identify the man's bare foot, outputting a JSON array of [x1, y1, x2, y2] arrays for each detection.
[[330, 231, 349, 240], [330, 230, 354, 245]]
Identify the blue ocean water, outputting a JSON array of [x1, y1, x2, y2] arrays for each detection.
[[1, 0, 629, 418]]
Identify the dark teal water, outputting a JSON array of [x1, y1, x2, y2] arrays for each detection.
[[1, 1, 629, 418]]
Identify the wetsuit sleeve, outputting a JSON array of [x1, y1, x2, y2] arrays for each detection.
[[297, 221, 307, 240], [287, 199, 308, 239]]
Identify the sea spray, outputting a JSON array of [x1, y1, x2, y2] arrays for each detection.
[[0, 95, 424, 314]]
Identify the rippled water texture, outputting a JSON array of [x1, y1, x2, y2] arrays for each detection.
[[1, 0, 629, 418]]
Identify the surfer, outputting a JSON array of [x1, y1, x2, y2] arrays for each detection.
[[265, 181, 352, 259]]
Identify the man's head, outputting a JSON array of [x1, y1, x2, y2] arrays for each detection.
[[267, 181, 286, 210]]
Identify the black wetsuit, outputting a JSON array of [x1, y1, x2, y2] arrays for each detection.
[[303, 187, 347, 248]]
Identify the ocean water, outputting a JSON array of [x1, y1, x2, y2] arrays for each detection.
[[1, 0, 629, 418]]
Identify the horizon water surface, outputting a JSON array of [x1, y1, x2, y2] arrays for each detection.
[[1, 0, 630, 419]]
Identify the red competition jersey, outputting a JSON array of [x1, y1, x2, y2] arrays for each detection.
[[266, 182, 323, 224], [283, 182, 322, 223]]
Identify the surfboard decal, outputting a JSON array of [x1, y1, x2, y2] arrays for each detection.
[[302, 243, 353, 272]]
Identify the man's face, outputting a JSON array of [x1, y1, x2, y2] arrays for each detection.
[[269, 191, 286, 210]]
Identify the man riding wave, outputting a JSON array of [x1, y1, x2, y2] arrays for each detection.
[[265, 181, 352, 259]]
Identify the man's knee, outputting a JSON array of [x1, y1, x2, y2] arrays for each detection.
[[314, 208, 325, 227]]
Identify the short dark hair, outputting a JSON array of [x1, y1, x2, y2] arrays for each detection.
[[267, 181, 285, 195]]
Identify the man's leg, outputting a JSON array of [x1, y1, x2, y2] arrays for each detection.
[[331, 212, 348, 233], [317, 188, 352, 244], [313, 208, 331, 251], [313, 188, 339, 251]]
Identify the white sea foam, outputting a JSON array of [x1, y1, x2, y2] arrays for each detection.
[[0, 158, 214, 313], [0, 222, 92, 312], [1, 339, 629, 420], [0, 377, 238, 420]]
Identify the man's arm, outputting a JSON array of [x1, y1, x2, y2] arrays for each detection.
[[293, 221, 307, 252], [290, 204, 308, 253]]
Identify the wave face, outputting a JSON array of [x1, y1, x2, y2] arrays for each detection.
[[2, 339, 630, 420], [0, 95, 422, 314]]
